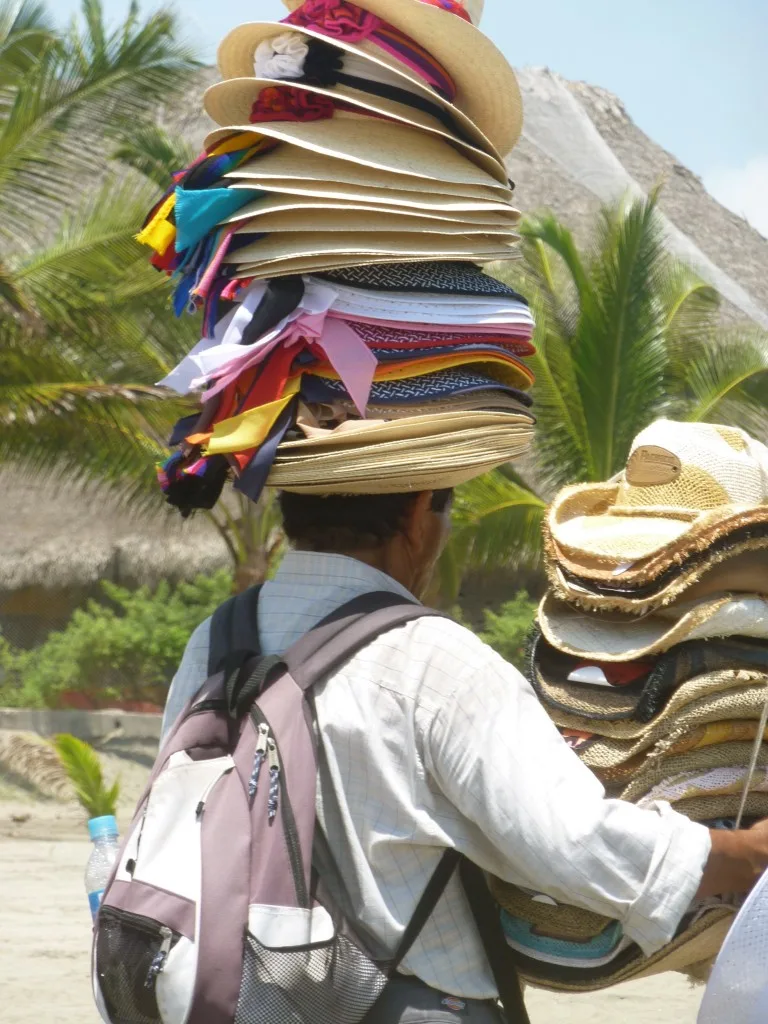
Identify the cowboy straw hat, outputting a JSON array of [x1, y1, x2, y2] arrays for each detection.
[[225, 144, 513, 200], [548, 531, 768, 614], [229, 206, 520, 236], [203, 114, 508, 186], [203, 77, 507, 182], [619, 740, 768, 801], [218, 0, 522, 155], [529, 632, 768, 724], [546, 420, 768, 583], [513, 908, 734, 993], [222, 192, 520, 227], [538, 593, 768, 662]]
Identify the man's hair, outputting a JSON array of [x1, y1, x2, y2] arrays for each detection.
[[278, 489, 453, 551]]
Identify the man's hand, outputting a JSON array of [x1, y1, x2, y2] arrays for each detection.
[[697, 819, 768, 898]]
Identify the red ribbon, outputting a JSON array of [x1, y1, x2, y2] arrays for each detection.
[[417, 0, 473, 23]]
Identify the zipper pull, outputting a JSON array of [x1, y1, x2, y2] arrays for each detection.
[[248, 723, 270, 803], [195, 766, 233, 820], [145, 926, 173, 989], [267, 738, 280, 824]]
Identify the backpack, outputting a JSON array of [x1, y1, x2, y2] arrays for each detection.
[[92, 588, 529, 1024]]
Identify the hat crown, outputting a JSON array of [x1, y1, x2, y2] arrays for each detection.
[[616, 420, 768, 512], [418, 0, 484, 26]]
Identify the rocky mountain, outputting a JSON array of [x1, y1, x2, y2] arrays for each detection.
[[3, 67, 767, 643]]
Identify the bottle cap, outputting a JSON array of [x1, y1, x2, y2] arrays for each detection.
[[88, 815, 119, 842]]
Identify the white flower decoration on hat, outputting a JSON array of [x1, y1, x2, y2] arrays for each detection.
[[254, 32, 309, 80]]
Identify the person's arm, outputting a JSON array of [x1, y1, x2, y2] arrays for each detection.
[[698, 822, 768, 897]]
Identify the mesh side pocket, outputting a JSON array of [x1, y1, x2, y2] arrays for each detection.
[[234, 931, 389, 1024], [95, 907, 179, 1024]]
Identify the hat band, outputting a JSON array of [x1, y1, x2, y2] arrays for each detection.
[[248, 84, 397, 124], [283, 0, 457, 100], [417, 0, 473, 24]]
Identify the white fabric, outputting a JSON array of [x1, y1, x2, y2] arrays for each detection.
[[247, 904, 335, 948], [255, 33, 309, 80], [161, 551, 711, 999]]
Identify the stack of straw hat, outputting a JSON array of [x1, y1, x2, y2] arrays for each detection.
[[492, 419, 768, 991], [138, 0, 536, 510]]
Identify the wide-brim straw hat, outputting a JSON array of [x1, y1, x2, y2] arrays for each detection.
[[529, 632, 768, 724], [217, 0, 522, 155], [204, 115, 507, 187], [491, 880, 614, 942], [546, 420, 768, 583], [265, 410, 534, 493], [513, 908, 734, 993], [621, 744, 768, 802], [551, 673, 768, 741], [229, 206, 519, 237], [223, 192, 520, 230], [548, 532, 768, 614], [225, 144, 513, 201], [204, 77, 507, 182], [539, 593, 768, 662], [224, 231, 519, 277]]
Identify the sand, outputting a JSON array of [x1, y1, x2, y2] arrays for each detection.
[[0, 816, 705, 1023]]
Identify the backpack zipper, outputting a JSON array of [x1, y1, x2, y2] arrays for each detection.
[[144, 926, 174, 990], [195, 765, 234, 820], [267, 738, 280, 823], [248, 723, 270, 802], [250, 707, 309, 908]]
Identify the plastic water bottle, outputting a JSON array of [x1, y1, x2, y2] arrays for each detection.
[[86, 815, 120, 919]]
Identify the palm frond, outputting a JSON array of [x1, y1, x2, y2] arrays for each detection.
[[112, 123, 194, 188], [0, 0, 55, 89], [0, 731, 70, 798], [52, 733, 120, 818], [679, 329, 768, 433]]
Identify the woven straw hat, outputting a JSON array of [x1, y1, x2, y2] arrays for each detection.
[[226, 145, 513, 200], [514, 908, 734, 993], [229, 206, 519, 237], [620, 741, 768, 802], [529, 633, 768, 724], [204, 115, 509, 187], [673, 792, 768, 822], [539, 593, 768, 662], [218, 0, 522, 155], [204, 78, 507, 181], [549, 535, 768, 615], [547, 420, 768, 581], [223, 192, 520, 228], [267, 412, 535, 493], [491, 880, 614, 942]]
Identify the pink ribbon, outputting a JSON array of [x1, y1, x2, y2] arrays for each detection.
[[202, 310, 378, 415]]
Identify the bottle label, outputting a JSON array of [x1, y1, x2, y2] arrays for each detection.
[[89, 890, 105, 918]]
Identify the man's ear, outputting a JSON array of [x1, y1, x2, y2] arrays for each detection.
[[402, 491, 434, 548]]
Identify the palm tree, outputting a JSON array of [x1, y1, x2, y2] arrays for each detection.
[[444, 189, 768, 595], [0, 0, 199, 497]]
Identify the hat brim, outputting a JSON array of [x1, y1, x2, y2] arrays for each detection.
[[218, 9, 522, 154], [230, 207, 519, 237], [226, 146, 512, 201], [204, 115, 505, 187], [204, 77, 507, 183], [538, 593, 768, 662]]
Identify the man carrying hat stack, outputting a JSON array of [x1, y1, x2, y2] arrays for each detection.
[[147, 2, 768, 1021]]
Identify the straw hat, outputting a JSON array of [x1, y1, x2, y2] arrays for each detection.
[[229, 206, 519, 236], [513, 908, 734, 993], [546, 420, 768, 582], [223, 192, 520, 227], [491, 880, 615, 942], [549, 534, 768, 614], [217, 0, 522, 155], [620, 741, 768, 802], [226, 145, 513, 199], [538, 593, 768, 662], [204, 116, 510, 187], [204, 78, 507, 181], [267, 412, 535, 493], [529, 632, 768, 724], [672, 792, 768, 822]]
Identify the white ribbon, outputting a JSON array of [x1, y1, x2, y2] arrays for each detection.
[[254, 33, 309, 80]]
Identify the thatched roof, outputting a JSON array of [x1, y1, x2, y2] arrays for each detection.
[[3, 66, 767, 594]]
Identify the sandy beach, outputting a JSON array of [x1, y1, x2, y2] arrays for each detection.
[[0, 796, 705, 1024]]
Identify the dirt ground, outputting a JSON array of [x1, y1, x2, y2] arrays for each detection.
[[0, 745, 706, 1024]]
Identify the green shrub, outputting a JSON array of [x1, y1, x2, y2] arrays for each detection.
[[479, 592, 537, 671], [0, 571, 232, 709]]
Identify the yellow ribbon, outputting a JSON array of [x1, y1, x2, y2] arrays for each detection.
[[136, 192, 177, 255], [205, 378, 300, 456]]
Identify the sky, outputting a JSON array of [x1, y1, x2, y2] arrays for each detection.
[[57, 0, 768, 237]]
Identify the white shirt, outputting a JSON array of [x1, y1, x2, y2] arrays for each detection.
[[162, 550, 711, 999]]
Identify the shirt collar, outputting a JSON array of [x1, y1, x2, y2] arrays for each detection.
[[274, 549, 420, 604]]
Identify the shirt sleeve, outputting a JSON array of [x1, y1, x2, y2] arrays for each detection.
[[160, 618, 212, 743], [424, 637, 712, 955]]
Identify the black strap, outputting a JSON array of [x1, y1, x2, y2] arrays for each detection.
[[390, 848, 460, 973], [208, 584, 264, 676], [460, 859, 530, 1024]]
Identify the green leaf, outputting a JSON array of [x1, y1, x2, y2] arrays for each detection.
[[52, 733, 120, 818]]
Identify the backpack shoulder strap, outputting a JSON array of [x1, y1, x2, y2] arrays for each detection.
[[283, 590, 444, 691], [207, 584, 264, 676]]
